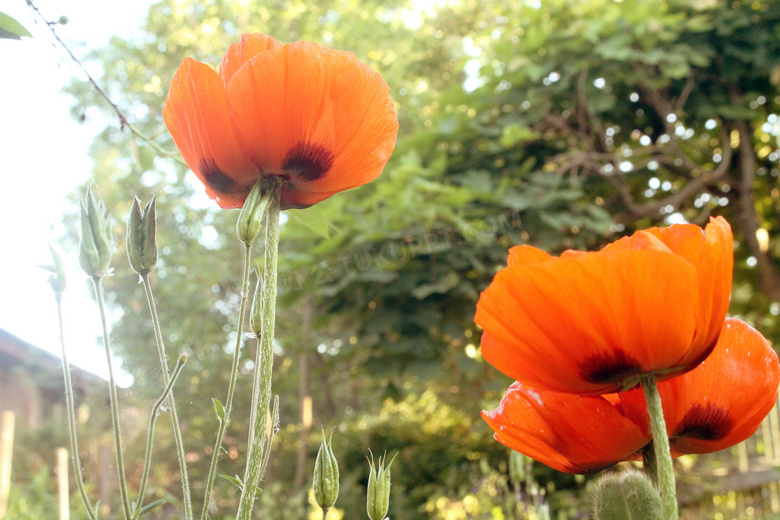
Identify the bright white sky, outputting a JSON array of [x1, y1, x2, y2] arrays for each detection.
[[1, 0, 152, 383]]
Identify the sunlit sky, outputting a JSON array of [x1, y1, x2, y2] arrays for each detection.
[[1, 0, 152, 383]]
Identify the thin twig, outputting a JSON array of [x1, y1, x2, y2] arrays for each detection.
[[24, 0, 186, 166]]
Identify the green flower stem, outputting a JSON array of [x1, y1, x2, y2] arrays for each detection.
[[141, 274, 192, 520], [641, 441, 658, 488], [322, 510, 329, 520], [93, 276, 133, 520], [200, 242, 254, 520], [258, 396, 280, 483], [134, 355, 187, 518], [237, 180, 282, 519], [640, 373, 678, 520], [55, 293, 98, 520]]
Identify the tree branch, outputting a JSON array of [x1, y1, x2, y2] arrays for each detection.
[[24, 0, 186, 166]]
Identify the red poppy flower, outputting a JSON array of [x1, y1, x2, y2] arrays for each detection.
[[618, 318, 780, 456], [481, 382, 650, 474], [163, 33, 399, 210], [475, 217, 733, 395], [482, 318, 779, 474]]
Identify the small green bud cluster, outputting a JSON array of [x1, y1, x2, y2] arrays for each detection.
[[592, 470, 663, 520], [79, 187, 112, 278], [127, 194, 158, 276], [366, 452, 395, 520], [236, 180, 270, 245], [313, 428, 340, 513]]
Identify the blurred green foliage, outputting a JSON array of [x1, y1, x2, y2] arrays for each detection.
[[19, 0, 780, 518]]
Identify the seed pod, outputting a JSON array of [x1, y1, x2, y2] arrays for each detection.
[[127, 194, 158, 275], [366, 451, 395, 520], [313, 428, 339, 512], [79, 187, 112, 277]]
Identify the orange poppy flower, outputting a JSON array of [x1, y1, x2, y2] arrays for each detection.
[[475, 217, 733, 395], [163, 33, 399, 210], [482, 318, 779, 474], [617, 318, 780, 456], [481, 382, 650, 474]]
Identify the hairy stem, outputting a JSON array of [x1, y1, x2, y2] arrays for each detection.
[[134, 355, 187, 517], [200, 243, 253, 520], [237, 180, 282, 519], [56, 293, 98, 520], [93, 276, 132, 520], [142, 274, 192, 519], [640, 373, 677, 519]]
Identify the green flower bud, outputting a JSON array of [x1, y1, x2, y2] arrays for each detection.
[[313, 428, 340, 512], [40, 243, 67, 295], [249, 275, 264, 336], [127, 194, 158, 275], [236, 181, 270, 245], [508, 450, 527, 484], [592, 470, 663, 520], [79, 187, 112, 277], [367, 452, 395, 520]]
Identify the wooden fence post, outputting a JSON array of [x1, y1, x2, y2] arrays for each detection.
[[0, 411, 15, 519], [57, 447, 69, 520]]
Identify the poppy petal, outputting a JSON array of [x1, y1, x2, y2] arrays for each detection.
[[507, 245, 551, 267], [482, 382, 650, 474], [618, 318, 780, 456], [226, 41, 398, 209], [605, 217, 733, 369], [477, 249, 701, 395], [162, 58, 259, 207], [219, 33, 282, 87]]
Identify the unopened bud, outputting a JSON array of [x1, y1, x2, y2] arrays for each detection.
[[249, 275, 264, 336], [592, 470, 662, 520], [367, 451, 396, 520], [41, 243, 67, 295], [313, 427, 339, 512], [236, 181, 270, 245], [79, 187, 112, 277], [508, 450, 527, 484], [127, 194, 158, 276]]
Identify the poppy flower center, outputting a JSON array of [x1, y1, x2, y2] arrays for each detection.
[[673, 403, 733, 441], [579, 348, 643, 386]]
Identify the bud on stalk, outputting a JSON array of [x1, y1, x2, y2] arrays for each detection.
[[366, 451, 396, 520], [127, 194, 158, 276], [313, 428, 340, 513], [79, 187, 112, 278]]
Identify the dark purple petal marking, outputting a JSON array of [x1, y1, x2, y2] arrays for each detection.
[[579, 349, 642, 385], [673, 403, 733, 441], [199, 159, 238, 194], [283, 142, 334, 182]]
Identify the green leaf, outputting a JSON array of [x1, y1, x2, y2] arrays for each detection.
[[0, 12, 32, 40], [138, 498, 167, 517], [287, 206, 334, 238], [220, 474, 244, 491], [212, 398, 225, 421], [411, 271, 460, 299]]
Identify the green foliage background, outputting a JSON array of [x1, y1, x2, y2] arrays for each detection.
[[15, 0, 780, 518]]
